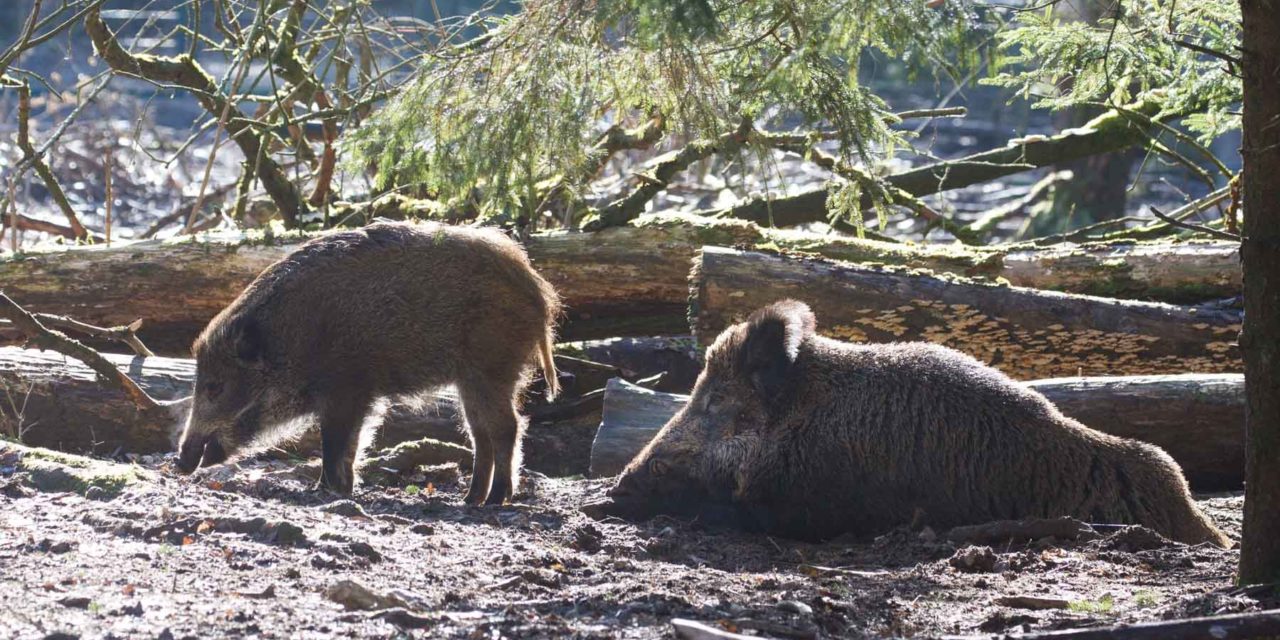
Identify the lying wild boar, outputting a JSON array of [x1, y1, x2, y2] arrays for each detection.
[[592, 300, 1229, 547], [175, 221, 560, 504]]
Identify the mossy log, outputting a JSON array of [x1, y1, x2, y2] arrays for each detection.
[[0, 214, 1239, 355], [590, 376, 1245, 490], [0, 347, 600, 476], [692, 247, 1242, 380]]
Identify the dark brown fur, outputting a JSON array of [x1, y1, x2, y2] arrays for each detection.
[[175, 221, 560, 504], [603, 300, 1229, 547]]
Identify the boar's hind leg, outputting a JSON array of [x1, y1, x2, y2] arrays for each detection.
[[318, 391, 372, 495], [459, 379, 526, 506]]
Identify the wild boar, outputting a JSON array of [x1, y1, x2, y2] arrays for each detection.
[[595, 300, 1229, 547], [175, 221, 560, 505]]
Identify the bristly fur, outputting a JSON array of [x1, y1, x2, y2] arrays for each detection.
[[178, 221, 560, 505], [609, 299, 1230, 547]]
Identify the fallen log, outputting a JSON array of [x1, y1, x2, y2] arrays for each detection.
[[943, 608, 1280, 640], [691, 247, 1242, 381], [0, 347, 600, 476], [589, 376, 1245, 490], [0, 214, 1239, 355]]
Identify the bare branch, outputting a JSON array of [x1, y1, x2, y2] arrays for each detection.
[[1150, 206, 1243, 242], [0, 292, 158, 411]]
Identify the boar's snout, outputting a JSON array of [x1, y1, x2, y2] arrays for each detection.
[[176, 433, 228, 474]]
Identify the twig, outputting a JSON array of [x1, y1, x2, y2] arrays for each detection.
[[0, 293, 158, 410], [1149, 206, 1242, 241], [0, 212, 84, 240], [104, 148, 113, 246]]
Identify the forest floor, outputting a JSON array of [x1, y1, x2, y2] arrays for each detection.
[[0, 449, 1271, 640]]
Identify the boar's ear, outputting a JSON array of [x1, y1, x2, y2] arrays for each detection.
[[231, 316, 267, 369], [739, 300, 816, 404]]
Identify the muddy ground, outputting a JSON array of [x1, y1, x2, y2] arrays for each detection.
[[0, 448, 1272, 640]]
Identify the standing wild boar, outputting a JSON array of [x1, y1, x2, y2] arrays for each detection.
[[175, 221, 560, 505], [596, 300, 1229, 547]]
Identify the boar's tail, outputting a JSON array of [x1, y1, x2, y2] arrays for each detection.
[[539, 329, 559, 400]]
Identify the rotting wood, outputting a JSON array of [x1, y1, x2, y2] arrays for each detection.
[[692, 247, 1243, 381], [590, 378, 688, 477], [0, 214, 1241, 355], [945, 517, 1099, 545], [590, 376, 1245, 490]]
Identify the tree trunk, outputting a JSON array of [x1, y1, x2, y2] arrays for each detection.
[[590, 376, 1246, 489], [0, 214, 1241, 355], [1237, 0, 1280, 586], [692, 247, 1242, 380]]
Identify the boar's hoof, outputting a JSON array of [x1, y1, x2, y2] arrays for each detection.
[[317, 472, 354, 496]]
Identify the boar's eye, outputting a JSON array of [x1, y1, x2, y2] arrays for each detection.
[[647, 458, 670, 477], [202, 381, 225, 399]]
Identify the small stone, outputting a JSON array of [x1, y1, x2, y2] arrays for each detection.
[[347, 541, 383, 562], [325, 579, 412, 611], [918, 526, 937, 542], [57, 596, 91, 609], [48, 540, 74, 554], [83, 486, 107, 501], [571, 524, 603, 553], [409, 523, 434, 536], [777, 600, 813, 616], [320, 500, 369, 519]]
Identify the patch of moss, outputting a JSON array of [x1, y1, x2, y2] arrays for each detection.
[[1, 442, 154, 499]]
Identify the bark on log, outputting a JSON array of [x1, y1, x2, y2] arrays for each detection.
[[692, 247, 1243, 381], [0, 214, 1240, 355], [589, 376, 1245, 490], [0, 347, 601, 476]]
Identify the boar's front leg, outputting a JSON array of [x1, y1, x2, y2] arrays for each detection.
[[318, 391, 372, 495]]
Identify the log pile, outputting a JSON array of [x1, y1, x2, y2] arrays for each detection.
[[0, 214, 1241, 355]]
